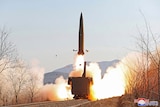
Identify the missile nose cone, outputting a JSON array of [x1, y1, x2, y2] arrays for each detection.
[[80, 13, 83, 19], [79, 13, 83, 32]]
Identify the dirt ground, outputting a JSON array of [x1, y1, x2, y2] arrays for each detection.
[[78, 95, 136, 107], [9, 95, 137, 107], [78, 97, 120, 107]]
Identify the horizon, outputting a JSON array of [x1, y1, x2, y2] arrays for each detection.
[[48, 59, 119, 73]]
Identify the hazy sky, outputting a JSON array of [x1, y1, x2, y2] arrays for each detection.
[[0, 0, 160, 72]]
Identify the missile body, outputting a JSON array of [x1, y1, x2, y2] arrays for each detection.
[[78, 13, 84, 55]]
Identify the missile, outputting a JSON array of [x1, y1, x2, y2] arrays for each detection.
[[77, 13, 84, 55]]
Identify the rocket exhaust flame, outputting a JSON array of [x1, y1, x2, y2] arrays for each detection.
[[74, 54, 84, 71], [69, 55, 125, 100], [40, 56, 125, 101], [43, 13, 125, 101], [70, 13, 125, 100]]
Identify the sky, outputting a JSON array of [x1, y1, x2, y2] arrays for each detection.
[[0, 0, 160, 72]]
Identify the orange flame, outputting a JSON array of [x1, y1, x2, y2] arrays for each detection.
[[71, 55, 125, 100], [89, 64, 125, 100], [45, 55, 125, 101]]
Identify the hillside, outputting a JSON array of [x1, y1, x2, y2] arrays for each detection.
[[43, 60, 119, 84]]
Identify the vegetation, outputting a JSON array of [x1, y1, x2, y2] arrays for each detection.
[[0, 15, 159, 106], [123, 17, 160, 107], [0, 28, 43, 106]]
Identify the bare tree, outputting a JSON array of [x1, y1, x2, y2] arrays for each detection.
[[125, 22, 160, 101], [0, 28, 16, 73], [123, 53, 148, 98], [26, 72, 41, 103], [0, 28, 45, 105], [137, 25, 160, 100], [0, 77, 12, 106], [25, 64, 44, 103], [123, 11, 160, 101], [7, 60, 28, 104], [0, 28, 17, 106]]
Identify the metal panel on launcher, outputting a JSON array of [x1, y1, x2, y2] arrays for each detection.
[[71, 77, 90, 95]]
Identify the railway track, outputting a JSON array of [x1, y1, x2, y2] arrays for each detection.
[[6, 99, 90, 107]]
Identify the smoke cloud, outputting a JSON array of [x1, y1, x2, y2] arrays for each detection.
[[2, 51, 151, 106], [40, 76, 73, 101]]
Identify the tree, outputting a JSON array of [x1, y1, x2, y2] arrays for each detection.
[[7, 60, 28, 104], [0, 28, 17, 106], [123, 53, 148, 98], [124, 11, 160, 101], [26, 63, 44, 103], [0, 28, 16, 73], [26, 71, 41, 103], [136, 23, 160, 100]]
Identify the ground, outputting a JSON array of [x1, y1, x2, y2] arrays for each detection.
[[9, 95, 137, 107], [79, 97, 120, 107]]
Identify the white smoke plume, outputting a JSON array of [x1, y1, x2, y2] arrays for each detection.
[[40, 76, 73, 101], [69, 55, 125, 100], [1, 51, 152, 106]]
